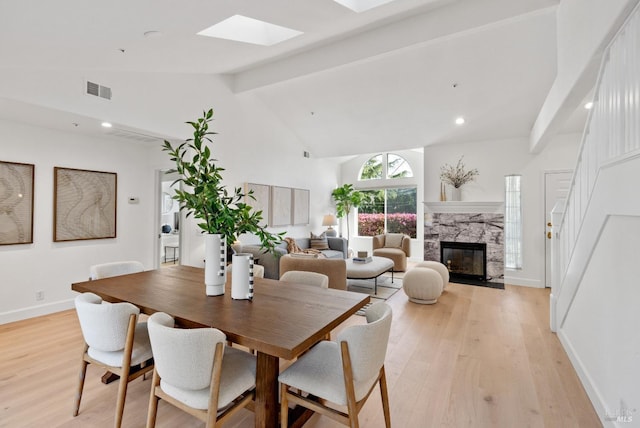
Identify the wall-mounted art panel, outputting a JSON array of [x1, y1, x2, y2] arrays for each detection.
[[54, 167, 117, 242], [270, 186, 292, 227], [292, 188, 310, 225], [0, 161, 35, 245], [245, 183, 270, 227]]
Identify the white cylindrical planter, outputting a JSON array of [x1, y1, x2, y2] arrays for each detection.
[[231, 253, 254, 300], [205, 234, 226, 296], [450, 187, 461, 201]]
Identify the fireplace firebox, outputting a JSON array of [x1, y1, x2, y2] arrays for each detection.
[[440, 241, 487, 282]]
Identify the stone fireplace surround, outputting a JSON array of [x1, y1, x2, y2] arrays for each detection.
[[423, 202, 504, 284]]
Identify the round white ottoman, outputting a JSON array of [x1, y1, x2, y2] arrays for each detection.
[[415, 261, 449, 289], [403, 267, 443, 304]]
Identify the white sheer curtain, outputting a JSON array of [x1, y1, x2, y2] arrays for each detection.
[[504, 175, 522, 269]]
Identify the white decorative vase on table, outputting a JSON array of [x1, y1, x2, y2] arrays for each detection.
[[204, 234, 226, 296], [231, 253, 254, 300]]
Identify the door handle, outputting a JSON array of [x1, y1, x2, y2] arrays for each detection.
[[547, 231, 552, 239]]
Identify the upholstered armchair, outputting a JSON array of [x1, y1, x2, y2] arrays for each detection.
[[372, 233, 411, 272]]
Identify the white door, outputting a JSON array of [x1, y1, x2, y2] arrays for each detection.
[[544, 171, 572, 288]]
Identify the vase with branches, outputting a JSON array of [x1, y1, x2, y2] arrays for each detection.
[[440, 156, 479, 201], [439, 156, 479, 188], [163, 108, 284, 295]]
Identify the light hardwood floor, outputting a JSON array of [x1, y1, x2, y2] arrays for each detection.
[[0, 282, 601, 427]]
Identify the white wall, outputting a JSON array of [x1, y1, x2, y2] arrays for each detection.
[[0, 72, 342, 324], [423, 134, 580, 287], [0, 119, 157, 323], [561, 215, 640, 426]]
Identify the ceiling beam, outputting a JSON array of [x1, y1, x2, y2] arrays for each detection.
[[231, 0, 559, 93]]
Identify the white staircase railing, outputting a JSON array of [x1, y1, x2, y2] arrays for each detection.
[[552, 3, 640, 329]]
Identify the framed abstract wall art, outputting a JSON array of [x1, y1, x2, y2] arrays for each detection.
[[0, 161, 35, 245], [292, 188, 309, 225], [270, 185, 292, 227], [245, 183, 271, 227], [53, 167, 117, 242]]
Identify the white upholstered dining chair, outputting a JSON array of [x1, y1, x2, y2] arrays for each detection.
[[89, 261, 144, 280], [278, 302, 393, 428], [280, 270, 331, 339], [73, 292, 154, 428], [145, 312, 257, 428], [279, 270, 329, 288]]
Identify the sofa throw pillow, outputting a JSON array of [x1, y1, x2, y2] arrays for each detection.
[[310, 232, 330, 250], [384, 233, 404, 248]]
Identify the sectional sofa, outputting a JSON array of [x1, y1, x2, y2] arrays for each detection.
[[240, 237, 348, 279]]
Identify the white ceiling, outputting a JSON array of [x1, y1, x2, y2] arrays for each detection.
[[0, 0, 588, 157]]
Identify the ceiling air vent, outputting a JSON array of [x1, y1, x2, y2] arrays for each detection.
[[106, 127, 165, 144], [86, 80, 112, 100]]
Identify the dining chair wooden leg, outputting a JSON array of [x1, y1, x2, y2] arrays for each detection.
[[379, 367, 391, 428], [340, 342, 360, 428], [114, 369, 130, 428], [280, 383, 289, 428], [72, 344, 89, 416], [146, 369, 161, 428], [205, 343, 224, 428], [114, 314, 136, 428]]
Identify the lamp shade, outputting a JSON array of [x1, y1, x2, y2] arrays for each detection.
[[322, 214, 337, 227]]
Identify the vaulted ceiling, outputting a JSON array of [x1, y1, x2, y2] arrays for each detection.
[[0, 0, 586, 157]]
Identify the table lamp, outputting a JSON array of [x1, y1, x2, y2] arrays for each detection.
[[322, 214, 338, 237]]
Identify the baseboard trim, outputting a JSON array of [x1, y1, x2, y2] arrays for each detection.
[[557, 329, 611, 427], [549, 293, 557, 332], [0, 299, 75, 325], [503, 276, 543, 288]]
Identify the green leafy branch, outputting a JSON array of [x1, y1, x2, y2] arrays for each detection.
[[162, 109, 284, 253]]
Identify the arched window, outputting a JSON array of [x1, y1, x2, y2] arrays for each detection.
[[359, 153, 413, 180], [356, 153, 416, 238], [359, 154, 383, 180]]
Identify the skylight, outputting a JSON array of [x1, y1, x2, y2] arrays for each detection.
[[332, 0, 396, 13], [197, 15, 302, 46]]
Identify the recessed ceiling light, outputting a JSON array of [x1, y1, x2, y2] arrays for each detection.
[[455, 117, 465, 125], [332, 0, 396, 12], [197, 15, 302, 46], [101, 122, 112, 128], [584, 101, 593, 109]]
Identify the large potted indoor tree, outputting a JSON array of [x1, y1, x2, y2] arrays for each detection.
[[163, 109, 283, 296], [331, 184, 370, 249]]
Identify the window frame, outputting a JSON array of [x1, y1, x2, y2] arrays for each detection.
[[504, 174, 523, 270], [358, 153, 413, 181], [356, 185, 417, 238]]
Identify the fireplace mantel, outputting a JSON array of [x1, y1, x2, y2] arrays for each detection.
[[423, 201, 504, 214]]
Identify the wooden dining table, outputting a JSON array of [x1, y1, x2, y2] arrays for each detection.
[[71, 265, 369, 428]]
